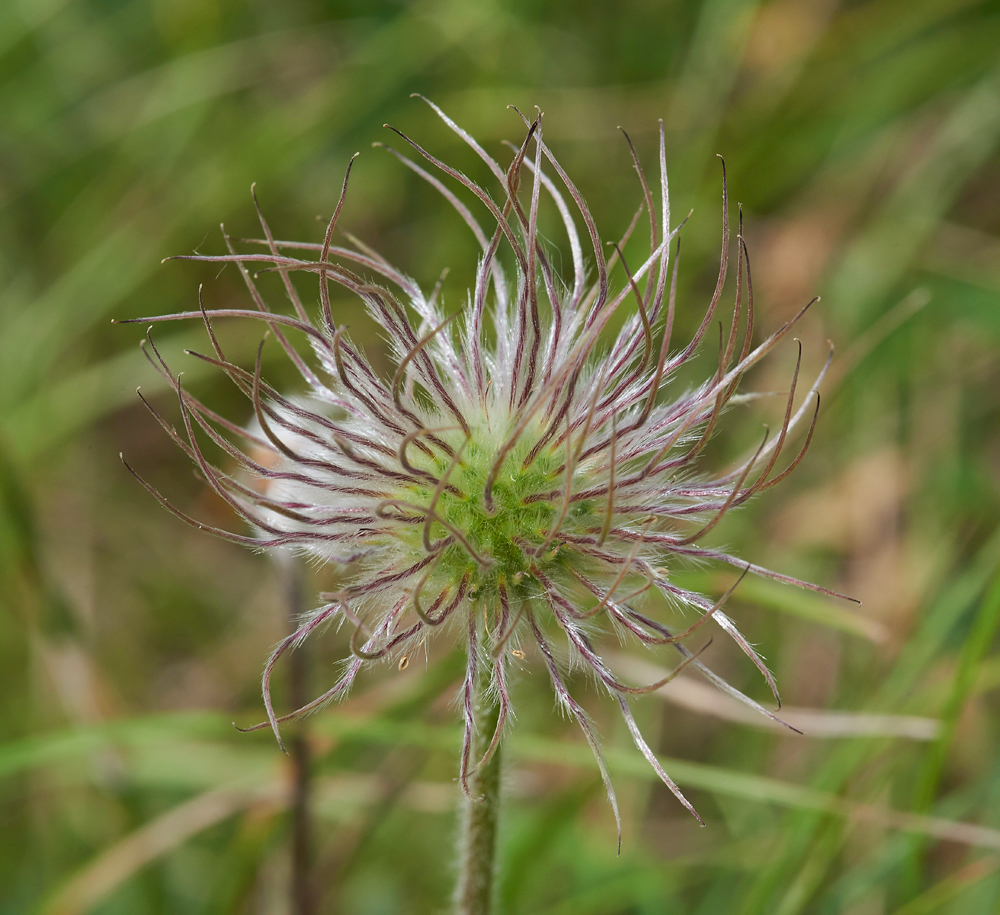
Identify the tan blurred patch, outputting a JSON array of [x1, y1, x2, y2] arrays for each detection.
[[841, 889, 886, 915], [37, 639, 120, 723], [151, 657, 231, 710], [773, 449, 906, 546], [924, 220, 1000, 289], [951, 695, 993, 787], [744, 0, 834, 76], [772, 449, 919, 628], [754, 211, 843, 316], [247, 443, 281, 496]]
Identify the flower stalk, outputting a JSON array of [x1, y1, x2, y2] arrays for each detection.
[[121, 98, 853, 884], [455, 671, 503, 915]]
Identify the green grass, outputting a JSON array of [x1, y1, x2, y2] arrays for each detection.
[[2, 1, 1000, 913]]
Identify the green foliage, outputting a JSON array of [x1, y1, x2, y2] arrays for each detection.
[[2, 0, 1000, 912]]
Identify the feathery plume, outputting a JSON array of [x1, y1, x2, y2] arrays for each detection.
[[122, 101, 846, 838]]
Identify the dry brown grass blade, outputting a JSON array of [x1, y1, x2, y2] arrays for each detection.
[[611, 655, 940, 740], [41, 785, 277, 915], [40, 774, 459, 915]]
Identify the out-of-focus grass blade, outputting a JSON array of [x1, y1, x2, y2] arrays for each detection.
[[511, 735, 1000, 852], [37, 771, 457, 915], [897, 567, 1000, 896], [912, 568, 1000, 802], [612, 655, 939, 739], [673, 570, 887, 641], [530, 869, 673, 915], [737, 575, 887, 642], [0, 226, 159, 411], [738, 528, 1000, 911], [0, 0, 76, 58], [498, 780, 603, 912], [0, 711, 223, 781], [38, 784, 274, 915], [8, 710, 1000, 850], [2, 328, 260, 462], [827, 68, 1000, 327], [889, 855, 1000, 915]]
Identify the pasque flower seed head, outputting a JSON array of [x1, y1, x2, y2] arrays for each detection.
[[122, 99, 844, 837]]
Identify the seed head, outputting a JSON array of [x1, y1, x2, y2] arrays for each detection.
[[122, 100, 844, 837]]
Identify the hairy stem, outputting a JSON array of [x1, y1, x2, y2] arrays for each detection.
[[455, 677, 502, 915]]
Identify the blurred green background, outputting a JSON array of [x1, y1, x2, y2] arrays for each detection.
[[2, 0, 1000, 912]]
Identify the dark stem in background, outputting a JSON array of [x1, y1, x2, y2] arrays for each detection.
[[281, 554, 314, 915], [315, 650, 467, 910], [455, 677, 502, 915]]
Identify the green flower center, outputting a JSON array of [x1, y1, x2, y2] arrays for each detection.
[[398, 426, 597, 596]]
